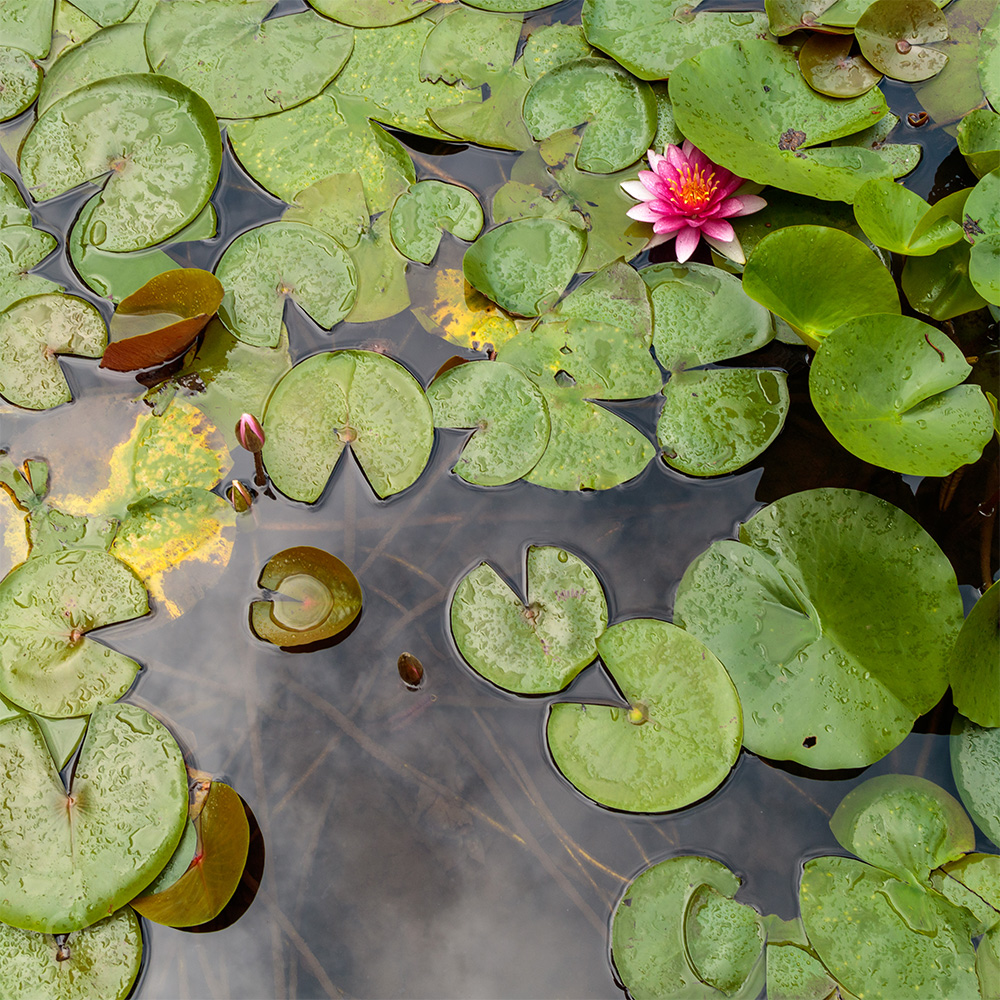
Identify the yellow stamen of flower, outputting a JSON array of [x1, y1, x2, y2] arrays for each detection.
[[666, 164, 718, 211]]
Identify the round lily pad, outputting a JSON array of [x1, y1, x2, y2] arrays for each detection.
[[450, 545, 607, 694], [765, 941, 841, 1000], [981, 2, 1000, 107], [0, 226, 60, 312], [305, 0, 433, 27], [970, 233, 1000, 304], [72, 0, 138, 26], [0, 907, 142, 1000], [742, 226, 900, 349], [809, 313, 993, 476], [957, 110, 1000, 178], [521, 24, 594, 82], [426, 361, 550, 486], [420, 5, 522, 88], [522, 58, 656, 173], [800, 856, 979, 998], [389, 181, 484, 265], [132, 781, 250, 927], [555, 259, 652, 346], [657, 368, 789, 477], [19, 74, 222, 253], [216, 222, 357, 348], [251, 546, 362, 648], [798, 33, 882, 97], [950, 583, 999, 728], [853, 178, 965, 255], [829, 774, 975, 882], [145, 1, 353, 119], [0, 46, 42, 121], [262, 350, 432, 501], [856, 0, 949, 82], [547, 619, 742, 811], [669, 40, 896, 203], [674, 489, 963, 769], [641, 261, 773, 371], [0, 294, 107, 410], [463, 219, 586, 317], [611, 855, 763, 999], [951, 717, 1000, 848], [0, 704, 187, 932], [0, 548, 148, 718]]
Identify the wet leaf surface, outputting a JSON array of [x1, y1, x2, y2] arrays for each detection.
[[411, 268, 518, 351], [251, 546, 362, 648], [949, 582, 999, 726], [390, 180, 483, 264], [451, 545, 607, 694], [420, 5, 521, 86], [0, 0, 54, 59], [345, 212, 410, 323], [0, 704, 187, 932], [548, 619, 742, 812], [0, 46, 42, 121], [854, 177, 965, 254], [798, 33, 882, 97], [0, 907, 142, 1000], [305, 0, 433, 27], [856, 0, 949, 81], [951, 716, 1000, 847], [684, 884, 764, 994], [0, 225, 60, 312], [674, 488, 963, 768]]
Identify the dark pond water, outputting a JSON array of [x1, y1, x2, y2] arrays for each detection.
[[0, 0, 996, 997]]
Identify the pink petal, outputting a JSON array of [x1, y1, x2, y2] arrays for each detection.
[[681, 139, 696, 158], [730, 194, 767, 217], [652, 161, 682, 189], [713, 174, 745, 200], [699, 218, 736, 242], [638, 170, 672, 198], [621, 179, 654, 201], [647, 148, 666, 172], [644, 230, 678, 251], [652, 216, 688, 234], [674, 225, 703, 262], [704, 234, 746, 265], [627, 203, 662, 223], [666, 144, 688, 170]]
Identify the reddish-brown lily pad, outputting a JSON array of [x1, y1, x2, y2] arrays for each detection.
[[101, 268, 224, 372], [799, 33, 883, 96]]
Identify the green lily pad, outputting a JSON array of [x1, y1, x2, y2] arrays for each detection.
[[426, 361, 550, 486], [411, 268, 519, 352], [611, 856, 761, 999], [132, 781, 250, 927], [305, 0, 433, 27], [464, 0, 556, 8], [950, 583, 999, 728], [522, 58, 656, 173], [829, 111, 921, 177], [554, 259, 651, 346], [282, 173, 368, 249], [0, 173, 31, 226], [0, 0, 54, 59], [582, 0, 770, 80], [674, 489, 963, 768], [145, 2, 353, 119], [830, 775, 975, 883], [0, 294, 106, 410], [19, 74, 222, 253], [227, 88, 415, 215], [69, 192, 217, 303], [765, 941, 842, 1000], [547, 619, 742, 811], [642, 262, 773, 371], [902, 235, 987, 320], [742, 226, 900, 349], [33, 713, 87, 771], [345, 211, 410, 323], [854, 178, 965, 254], [970, 232, 1000, 304], [389, 181, 483, 264], [809, 313, 993, 476], [0, 907, 141, 1000], [981, 1, 1000, 105], [71, 0, 137, 26], [0, 46, 42, 121], [932, 853, 1000, 931], [951, 716, 1000, 847], [36, 23, 148, 115], [658, 369, 789, 477], [464, 219, 586, 317], [798, 33, 882, 97], [684, 884, 765, 994], [0, 704, 187, 932], [521, 23, 595, 82], [262, 350, 432, 501], [0, 548, 148, 718], [419, 5, 521, 87], [800, 856, 980, 999], [250, 546, 362, 647], [817, 0, 949, 27], [0, 226, 60, 312], [767, 0, 842, 34], [670, 40, 897, 203], [856, 0, 949, 81], [450, 545, 607, 694], [215, 222, 357, 348], [142, 819, 197, 898], [957, 108, 1000, 178]]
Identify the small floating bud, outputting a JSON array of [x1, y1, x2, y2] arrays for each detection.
[[226, 480, 253, 513], [627, 702, 649, 726], [235, 413, 265, 454], [398, 651, 424, 689], [54, 934, 71, 962]]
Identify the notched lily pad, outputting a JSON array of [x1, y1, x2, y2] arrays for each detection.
[[684, 883, 765, 994], [19, 74, 223, 253], [0, 704, 187, 933], [0, 548, 148, 718], [450, 545, 607, 694], [101, 268, 223, 372], [547, 619, 742, 811], [426, 361, 550, 486], [390, 181, 483, 264], [798, 33, 882, 97], [0, 294, 107, 409], [856, 0, 949, 81], [854, 177, 965, 255], [0, 46, 42, 121], [250, 546, 362, 648]]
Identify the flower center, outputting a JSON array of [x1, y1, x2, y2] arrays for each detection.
[[667, 165, 718, 212]]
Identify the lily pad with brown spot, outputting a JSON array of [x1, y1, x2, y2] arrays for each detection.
[[251, 546, 362, 647], [856, 0, 949, 81]]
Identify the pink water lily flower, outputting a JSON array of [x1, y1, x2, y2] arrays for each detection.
[[621, 141, 766, 265]]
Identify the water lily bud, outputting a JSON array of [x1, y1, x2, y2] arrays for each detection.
[[397, 651, 424, 689], [226, 480, 253, 513], [236, 413, 265, 454]]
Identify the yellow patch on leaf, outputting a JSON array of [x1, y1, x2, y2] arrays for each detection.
[[412, 268, 517, 352]]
